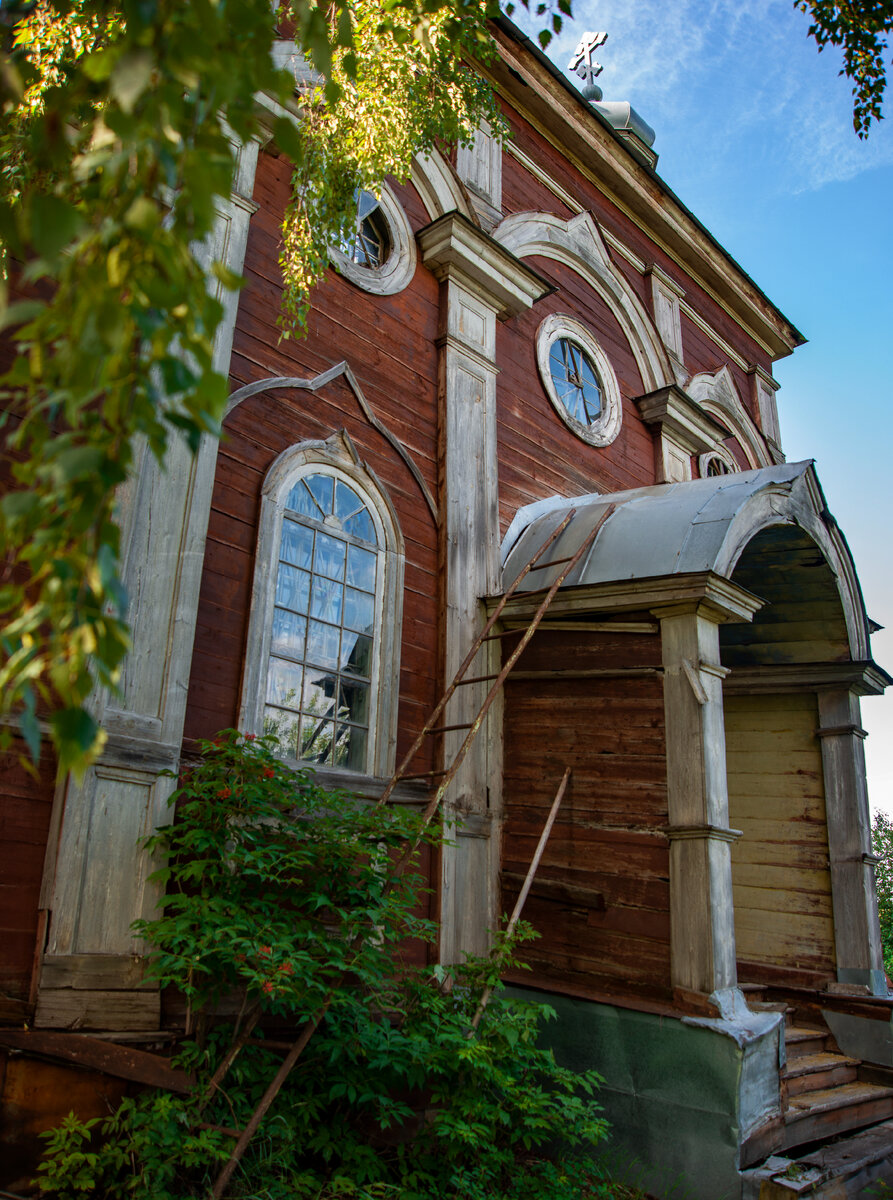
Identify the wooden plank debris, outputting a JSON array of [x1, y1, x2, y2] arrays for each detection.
[[0, 1030, 193, 1092]]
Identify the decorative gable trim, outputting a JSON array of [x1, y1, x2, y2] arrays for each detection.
[[687, 366, 772, 469]]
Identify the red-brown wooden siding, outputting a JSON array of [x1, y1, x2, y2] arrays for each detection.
[[496, 256, 654, 529], [0, 740, 57, 999], [501, 626, 671, 1003], [183, 151, 440, 778]]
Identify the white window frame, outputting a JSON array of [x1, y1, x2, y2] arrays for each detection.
[[240, 435, 404, 779], [535, 313, 623, 448], [329, 183, 417, 296]]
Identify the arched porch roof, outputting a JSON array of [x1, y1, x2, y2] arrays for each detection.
[[501, 461, 875, 664]]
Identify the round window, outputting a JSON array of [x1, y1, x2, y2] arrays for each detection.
[[536, 314, 622, 447], [329, 185, 416, 296], [342, 191, 392, 269], [549, 338, 603, 425]]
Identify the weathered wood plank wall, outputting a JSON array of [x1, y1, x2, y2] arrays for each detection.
[[726, 692, 836, 985], [501, 624, 671, 1002], [0, 740, 57, 1000]]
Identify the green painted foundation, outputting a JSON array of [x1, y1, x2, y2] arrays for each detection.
[[507, 986, 783, 1200]]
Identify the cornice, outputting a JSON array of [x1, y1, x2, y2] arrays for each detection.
[[485, 20, 805, 361], [635, 384, 728, 455], [723, 661, 892, 696], [491, 570, 764, 625]]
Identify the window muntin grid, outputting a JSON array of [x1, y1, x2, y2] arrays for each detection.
[[342, 190, 391, 270], [262, 473, 380, 770], [548, 337, 603, 426]]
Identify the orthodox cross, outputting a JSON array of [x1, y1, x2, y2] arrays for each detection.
[[569, 31, 608, 100]]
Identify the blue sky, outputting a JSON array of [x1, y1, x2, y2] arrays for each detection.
[[511, 0, 893, 815]]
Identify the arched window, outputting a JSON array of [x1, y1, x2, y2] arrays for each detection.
[[241, 437, 404, 777], [699, 448, 738, 478]]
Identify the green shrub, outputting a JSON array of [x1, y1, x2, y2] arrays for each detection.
[[35, 731, 610, 1199], [872, 811, 893, 978]]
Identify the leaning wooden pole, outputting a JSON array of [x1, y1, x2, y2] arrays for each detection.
[[390, 504, 615, 876], [470, 767, 571, 1031]]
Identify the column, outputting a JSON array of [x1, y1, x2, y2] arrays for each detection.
[[655, 600, 740, 996], [817, 689, 886, 995]]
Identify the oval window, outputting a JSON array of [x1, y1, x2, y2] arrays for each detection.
[[536, 314, 622, 447], [549, 338, 603, 425]]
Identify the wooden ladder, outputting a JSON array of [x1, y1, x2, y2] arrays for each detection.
[[208, 502, 616, 1197], [377, 503, 616, 870]]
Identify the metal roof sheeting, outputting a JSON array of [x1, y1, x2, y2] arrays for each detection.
[[501, 461, 813, 591]]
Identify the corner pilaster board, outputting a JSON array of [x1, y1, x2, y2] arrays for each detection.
[[417, 211, 553, 319], [722, 661, 892, 696], [660, 604, 738, 993], [39, 136, 262, 991]]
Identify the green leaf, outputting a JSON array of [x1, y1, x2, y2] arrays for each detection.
[[19, 688, 41, 764], [110, 50, 155, 113], [1, 490, 39, 519], [210, 261, 244, 291], [49, 707, 101, 774], [123, 196, 160, 232], [0, 299, 45, 333], [28, 194, 84, 261]]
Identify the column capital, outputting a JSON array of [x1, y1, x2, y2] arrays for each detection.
[[417, 211, 553, 319], [651, 575, 763, 625]]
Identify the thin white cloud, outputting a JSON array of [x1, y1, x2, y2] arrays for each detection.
[[512, 0, 893, 194]]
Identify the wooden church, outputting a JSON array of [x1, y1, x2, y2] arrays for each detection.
[[2, 16, 892, 1198]]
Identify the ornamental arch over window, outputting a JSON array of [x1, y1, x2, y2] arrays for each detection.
[[699, 447, 739, 478], [329, 184, 417, 296], [240, 433, 404, 778], [535, 313, 623, 447]]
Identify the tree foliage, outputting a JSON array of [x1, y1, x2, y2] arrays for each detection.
[[872, 809, 893, 977], [0, 0, 503, 773], [797, 0, 893, 136]]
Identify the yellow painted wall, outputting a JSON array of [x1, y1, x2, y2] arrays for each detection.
[[725, 692, 836, 980]]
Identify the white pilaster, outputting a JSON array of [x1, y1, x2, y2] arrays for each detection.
[[36, 139, 260, 1027], [655, 600, 743, 995], [418, 212, 548, 962]]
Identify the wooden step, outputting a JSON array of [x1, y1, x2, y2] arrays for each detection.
[[743, 1118, 893, 1197], [785, 1025, 829, 1059], [783, 1051, 859, 1097], [781, 1081, 893, 1151]]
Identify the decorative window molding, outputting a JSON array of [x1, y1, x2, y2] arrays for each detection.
[[536, 313, 623, 447], [240, 431, 404, 778], [687, 366, 772, 469], [494, 210, 673, 393], [329, 183, 416, 296]]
